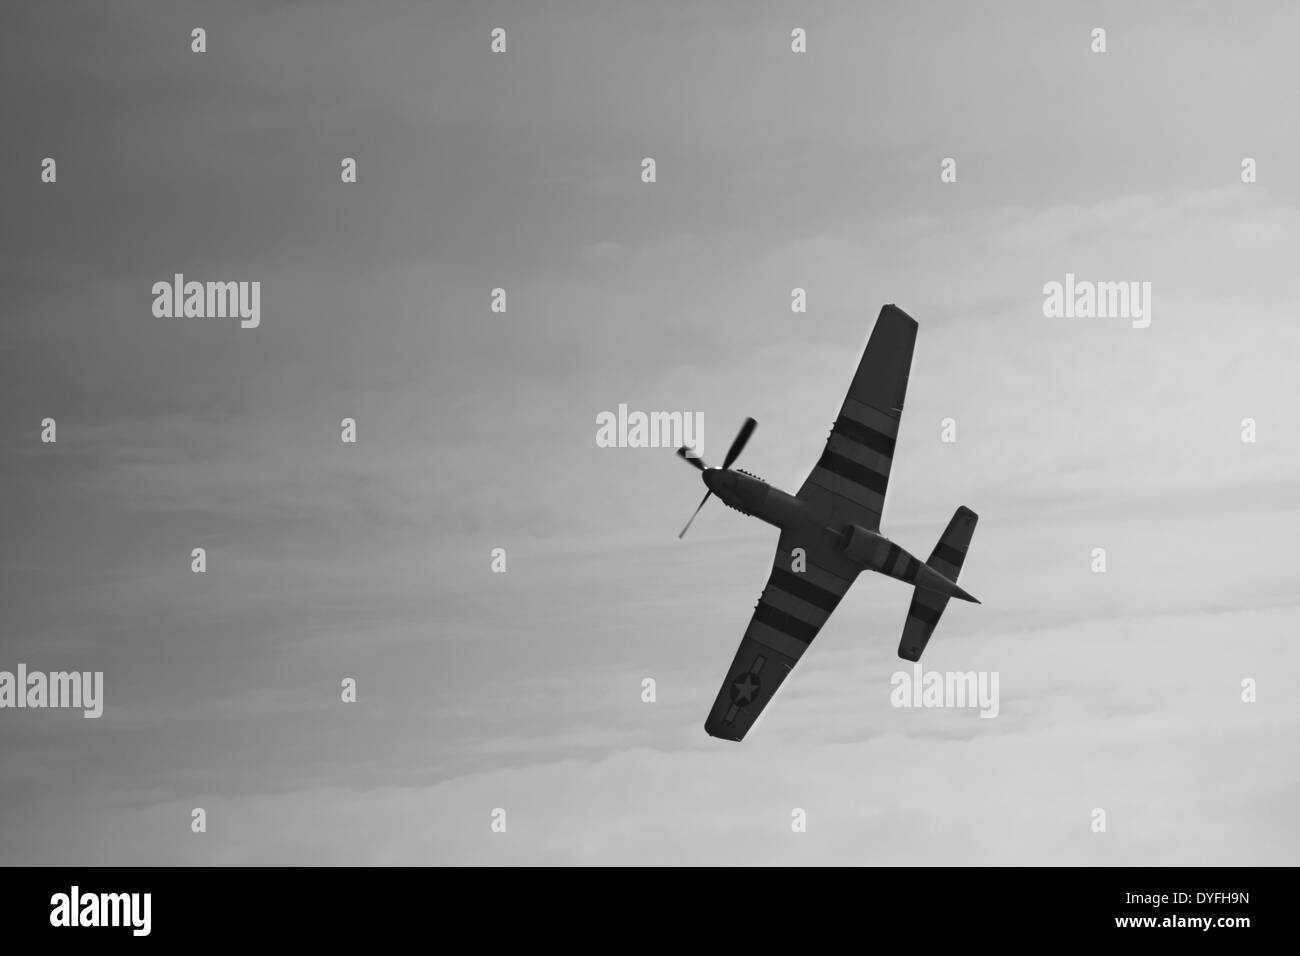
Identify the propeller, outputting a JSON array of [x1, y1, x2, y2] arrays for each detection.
[[676, 446, 706, 471], [677, 490, 712, 539], [676, 417, 757, 538], [722, 417, 756, 470]]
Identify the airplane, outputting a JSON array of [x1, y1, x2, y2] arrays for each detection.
[[676, 304, 980, 742]]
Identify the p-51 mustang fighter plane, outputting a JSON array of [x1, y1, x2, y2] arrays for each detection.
[[677, 304, 980, 741]]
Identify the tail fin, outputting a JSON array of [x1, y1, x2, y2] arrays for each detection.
[[897, 506, 979, 661]]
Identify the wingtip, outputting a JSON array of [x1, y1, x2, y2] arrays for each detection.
[[881, 303, 919, 327], [704, 723, 744, 743]]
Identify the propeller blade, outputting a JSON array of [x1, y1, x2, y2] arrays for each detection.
[[721, 417, 757, 470], [678, 490, 712, 539], [676, 446, 706, 471]]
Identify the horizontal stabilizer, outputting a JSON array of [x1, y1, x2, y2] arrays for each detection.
[[897, 506, 978, 661], [927, 505, 977, 580]]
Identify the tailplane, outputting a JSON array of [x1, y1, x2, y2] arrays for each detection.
[[897, 506, 979, 661]]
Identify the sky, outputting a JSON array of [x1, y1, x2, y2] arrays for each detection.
[[1, 0, 1298, 865]]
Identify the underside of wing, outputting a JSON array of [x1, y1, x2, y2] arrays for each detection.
[[704, 532, 859, 741], [798, 305, 918, 531]]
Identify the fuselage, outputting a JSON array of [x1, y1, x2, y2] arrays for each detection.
[[702, 467, 970, 599], [704, 468, 808, 532]]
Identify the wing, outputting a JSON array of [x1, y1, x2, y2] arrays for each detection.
[[797, 304, 918, 531], [704, 531, 860, 741]]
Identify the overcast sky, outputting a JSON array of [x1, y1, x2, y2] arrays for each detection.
[[2, 0, 1298, 864]]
